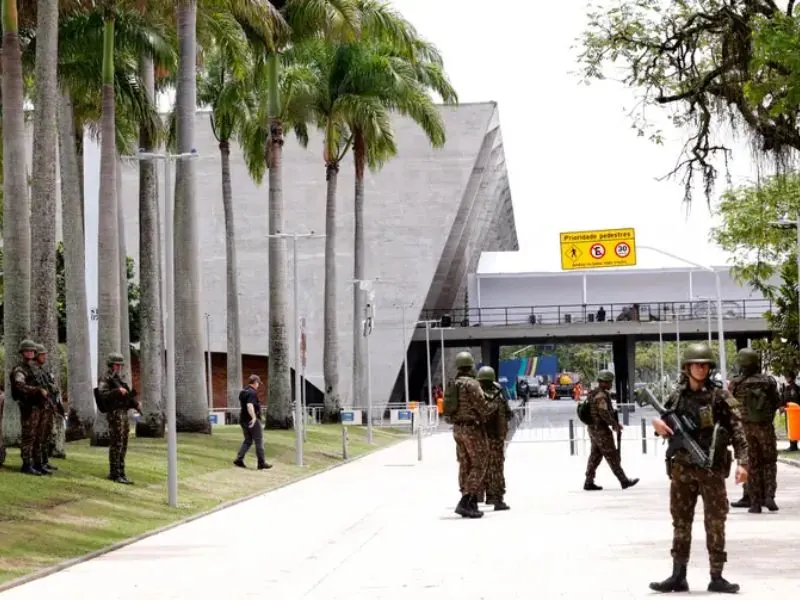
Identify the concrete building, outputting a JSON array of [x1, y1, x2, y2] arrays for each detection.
[[116, 102, 518, 409]]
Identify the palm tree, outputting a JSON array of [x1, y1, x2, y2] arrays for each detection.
[[29, 0, 60, 396], [253, 0, 358, 429], [1, 0, 32, 458], [197, 44, 252, 410], [346, 36, 457, 408]]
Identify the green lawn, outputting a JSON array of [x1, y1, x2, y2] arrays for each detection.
[[0, 424, 406, 585]]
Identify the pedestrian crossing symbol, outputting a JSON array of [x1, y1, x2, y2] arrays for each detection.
[[564, 244, 582, 265]]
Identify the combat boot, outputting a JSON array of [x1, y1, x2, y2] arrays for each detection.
[[115, 474, 134, 485], [707, 574, 739, 593], [20, 464, 43, 476], [747, 504, 761, 513], [649, 562, 689, 593], [33, 463, 52, 476], [454, 495, 482, 518], [765, 498, 779, 511], [493, 497, 510, 511], [233, 458, 246, 468], [621, 477, 639, 489], [583, 481, 603, 491], [476, 491, 485, 503], [730, 493, 750, 508]]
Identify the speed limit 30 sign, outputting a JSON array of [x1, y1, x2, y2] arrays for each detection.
[[614, 242, 631, 258]]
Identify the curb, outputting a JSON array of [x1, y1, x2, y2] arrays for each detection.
[[778, 455, 800, 468], [0, 435, 407, 593]]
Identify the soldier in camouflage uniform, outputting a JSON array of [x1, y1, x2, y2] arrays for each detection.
[[781, 370, 799, 452], [449, 351, 494, 519], [584, 370, 639, 491], [97, 353, 141, 484], [32, 344, 62, 474], [477, 366, 512, 511], [727, 348, 781, 513], [649, 343, 748, 594], [11, 339, 49, 475]]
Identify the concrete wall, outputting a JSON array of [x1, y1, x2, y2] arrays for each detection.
[[116, 103, 517, 408]]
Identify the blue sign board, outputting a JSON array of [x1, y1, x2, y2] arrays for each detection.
[[208, 414, 218, 424], [397, 410, 412, 421], [341, 411, 355, 423]]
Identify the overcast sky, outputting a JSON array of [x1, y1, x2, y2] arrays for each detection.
[[389, 0, 763, 273]]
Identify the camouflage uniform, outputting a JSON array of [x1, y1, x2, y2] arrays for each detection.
[[97, 353, 140, 485], [477, 367, 512, 511], [728, 349, 780, 513], [449, 351, 495, 519], [650, 343, 748, 595], [584, 370, 637, 490], [11, 339, 49, 475], [32, 345, 61, 474]]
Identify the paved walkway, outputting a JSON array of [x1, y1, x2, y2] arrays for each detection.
[[3, 429, 800, 599]]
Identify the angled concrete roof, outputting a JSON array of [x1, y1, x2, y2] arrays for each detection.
[[116, 102, 518, 407]]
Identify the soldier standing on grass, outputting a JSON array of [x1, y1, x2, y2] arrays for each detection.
[[12, 339, 49, 476], [649, 343, 748, 594], [33, 345, 62, 474], [583, 370, 638, 491], [97, 353, 141, 485], [476, 366, 512, 511], [728, 348, 781, 513]]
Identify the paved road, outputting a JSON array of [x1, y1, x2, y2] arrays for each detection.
[[4, 428, 799, 599]]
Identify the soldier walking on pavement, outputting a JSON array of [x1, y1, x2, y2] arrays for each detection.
[[477, 366, 512, 511], [446, 351, 494, 519], [97, 353, 141, 484], [584, 370, 639, 491], [12, 339, 50, 475], [649, 343, 748, 594], [728, 348, 781, 513], [33, 345, 62, 474]]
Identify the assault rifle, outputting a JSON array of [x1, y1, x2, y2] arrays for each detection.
[[32, 367, 65, 417], [108, 374, 140, 412], [635, 387, 711, 469]]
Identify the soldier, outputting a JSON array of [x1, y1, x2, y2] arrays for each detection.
[[446, 351, 494, 519], [649, 343, 748, 594], [33, 344, 62, 474], [780, 370, 799, 452], [477, 366, 512, 511], [97, 352, 141, 484], [583, 370, 639, 491], [11, 339, 49, 475], [727, 348, 781, 513]]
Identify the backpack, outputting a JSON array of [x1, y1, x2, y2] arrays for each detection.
[[576, 391, 594, 425], [443, 379, 461, 420], [93, 387, 108, 414]]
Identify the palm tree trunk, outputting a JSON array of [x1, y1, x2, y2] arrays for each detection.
[[117, 159, 132, 376], [266, 53, 291, 429], [174, 0, 210, 432], [351, 130, 366, 411], [1, 0, 32, 459], [30, 0, 59, 384], [136, 52, 165, 437], [57, 91, 95, 441], [323, 160, 340, 421], [220, 140, 242, 409], [91, 12, 120, 447]]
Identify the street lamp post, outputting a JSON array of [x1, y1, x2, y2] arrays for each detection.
[[124, 149, 199, 508], [268, 231, 325, 465], [392, 301, 414, 409], [204, 313, 213, 410], [638, 245, 728, 384]]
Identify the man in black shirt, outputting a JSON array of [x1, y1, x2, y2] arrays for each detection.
[[233, 375, 272, 470]]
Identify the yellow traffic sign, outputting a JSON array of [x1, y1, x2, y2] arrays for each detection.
[[560, 228, 637, 270]]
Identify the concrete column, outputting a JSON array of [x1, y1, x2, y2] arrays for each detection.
[[481, 340, 500, 375], [735, 337, 749, 352], [626, 335, 636, 412], [612, 338, 627, 403]]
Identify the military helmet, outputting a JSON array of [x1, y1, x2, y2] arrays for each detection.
[[106, 352, 125, 365], [35, 344, 47, 355], [736, 348, 760, 371], [18, 339, 37, 353], [476, 366, 496, 382], [455, 351, 475, 369], [682, 343, 716, 368], [597, 369, 614, 382]]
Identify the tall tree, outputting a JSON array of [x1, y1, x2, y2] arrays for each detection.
[[92, 0, 121, 445], [577, 1, 800, 204], [117, 159, 132, 376], [1, 0, 32, 459], [29, 0, 59, 392], [57, 91, 95, 441], [174, 0, 210, 432]]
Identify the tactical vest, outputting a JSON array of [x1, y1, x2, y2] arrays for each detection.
[[730, 375, 775, 424], [669, 390, 717, 454], [10, 362, 35, 404], [481, 384, 506, 438]]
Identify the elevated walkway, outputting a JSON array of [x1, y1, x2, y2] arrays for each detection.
[[5, 433, 799, 598]]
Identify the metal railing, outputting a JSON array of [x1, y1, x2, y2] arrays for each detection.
[[418, 298, 774, 328], [207, 406, 323, 427], [342, 403, 439, 434]]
